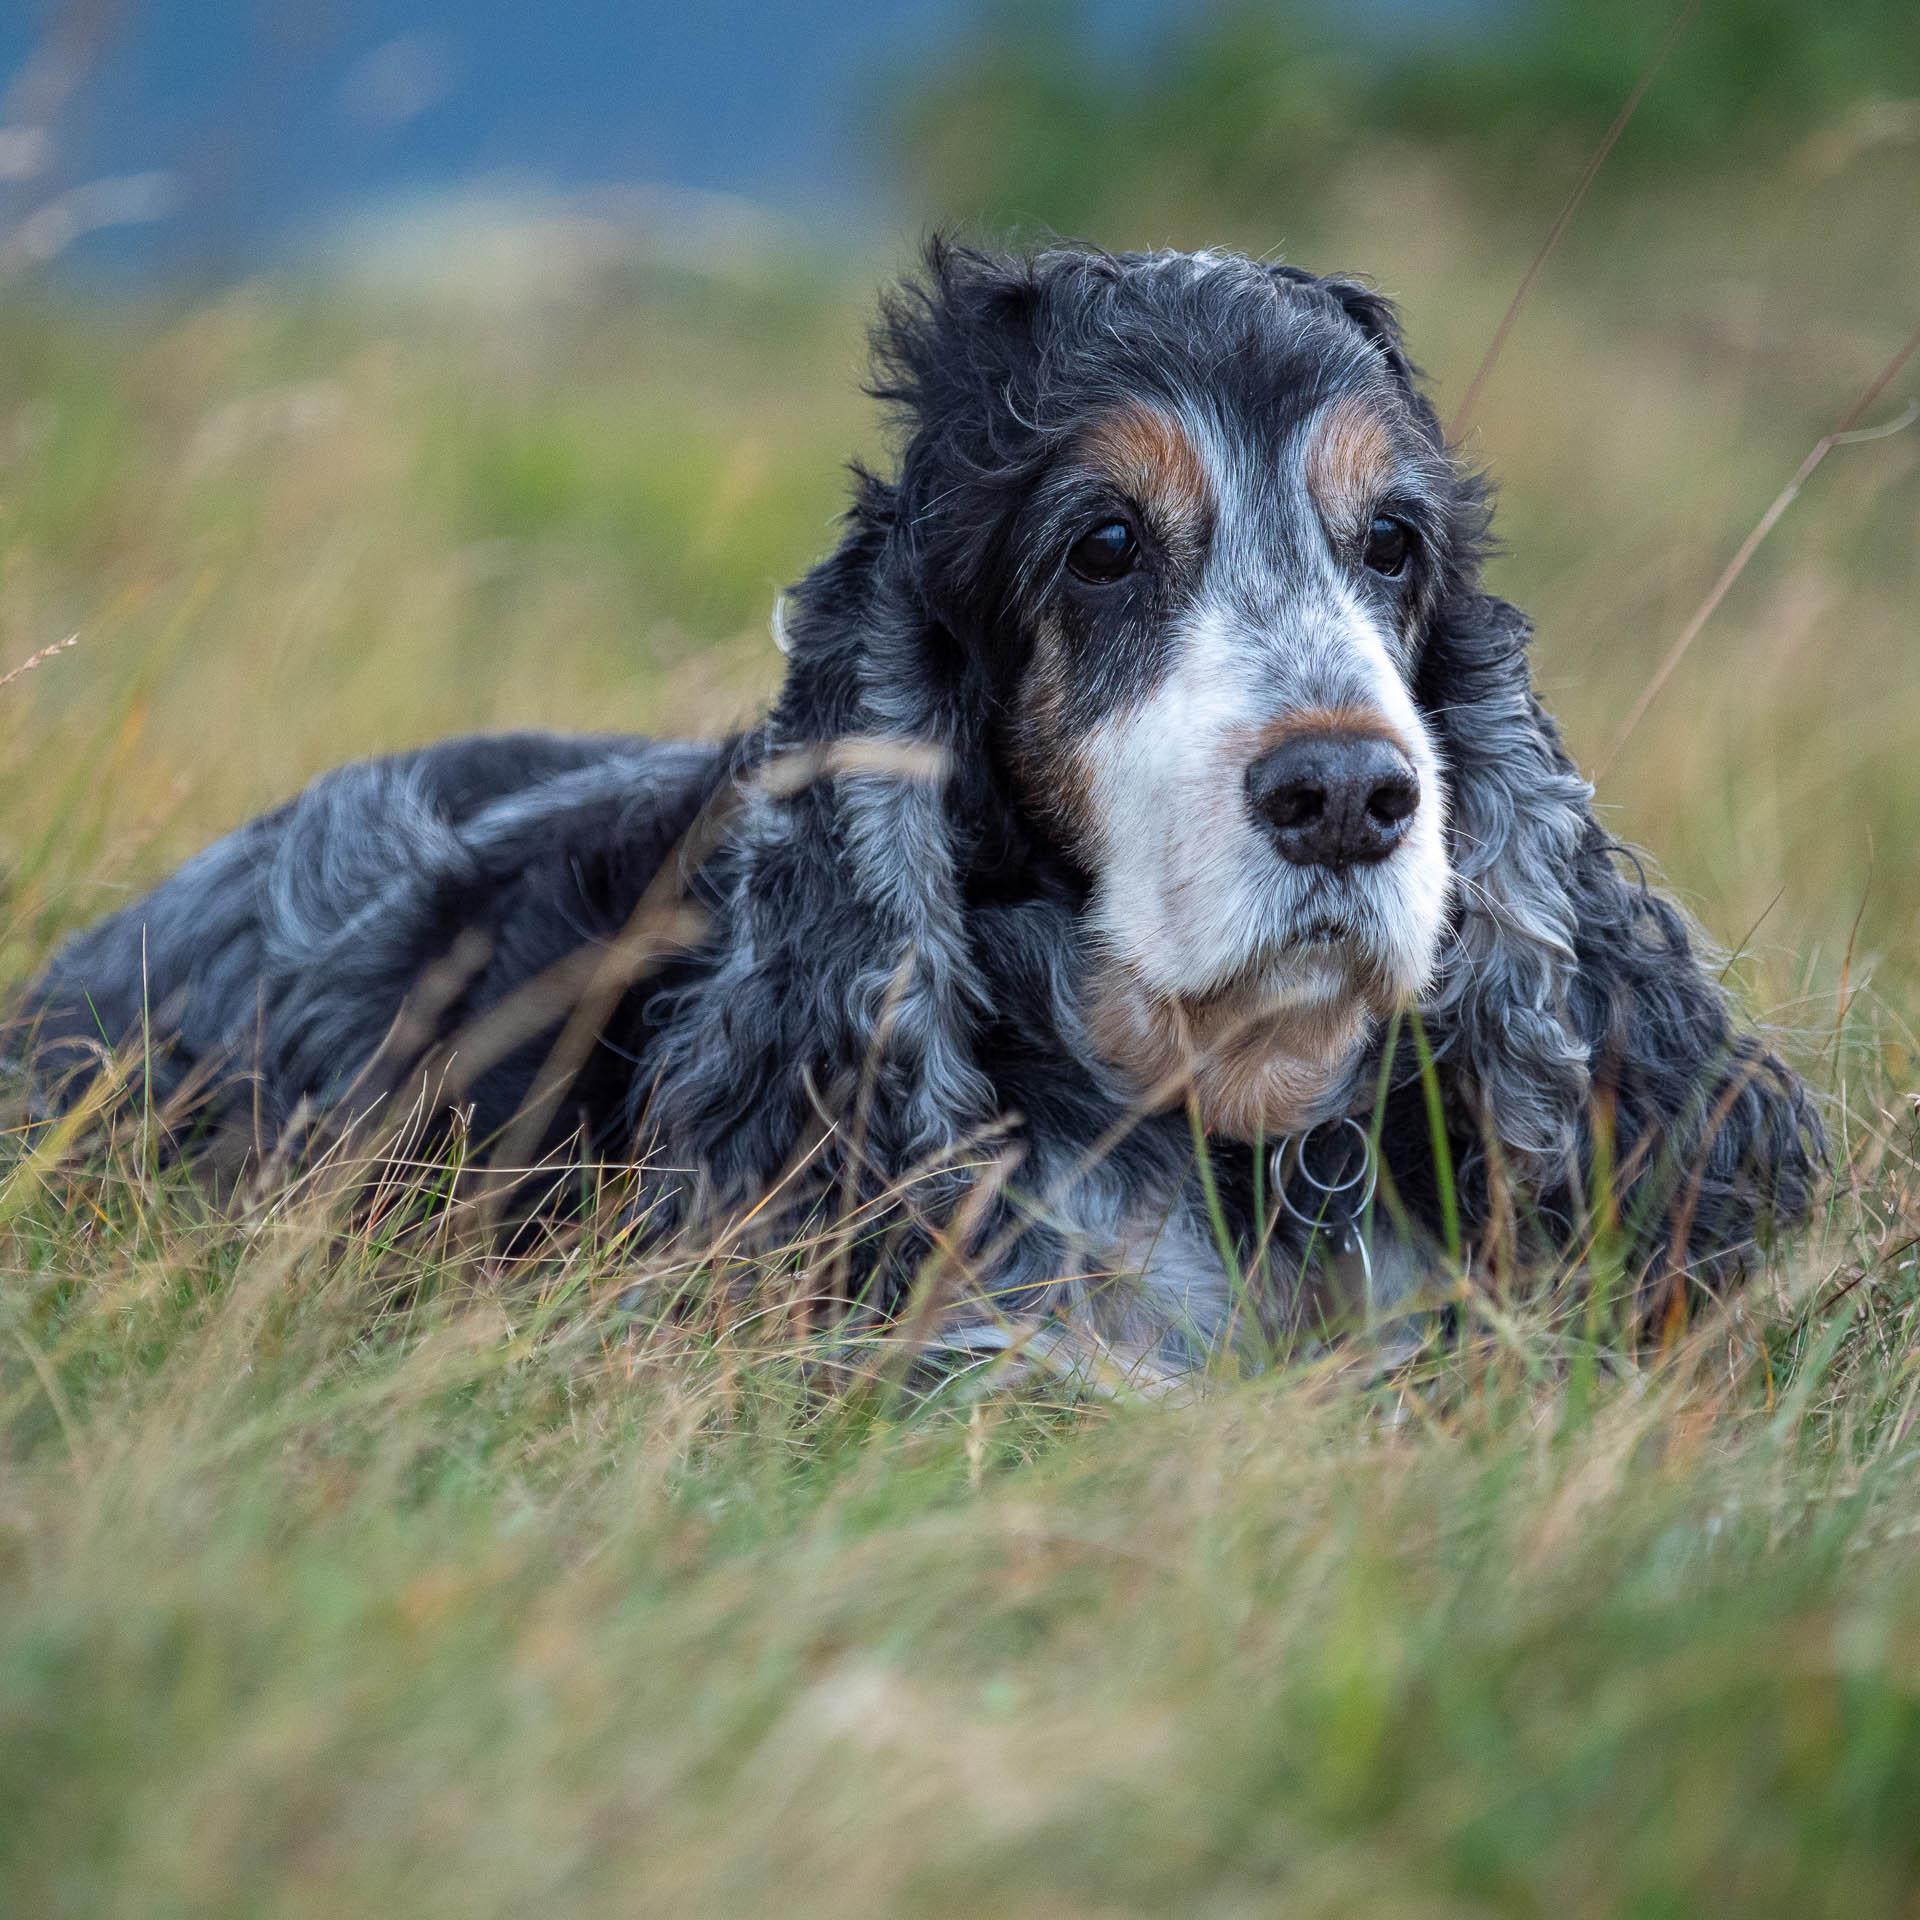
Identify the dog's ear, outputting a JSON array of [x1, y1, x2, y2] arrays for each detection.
[[1420, 593, 1823, 1289], [1554, 785, 1825, 1301], [869, 236, 1043, 415], [1417, 593, 1593, 1189], [635, 452, 998, 1221], [866, 237, 1055, 604]]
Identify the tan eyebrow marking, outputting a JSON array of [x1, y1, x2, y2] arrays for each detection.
[[1079, 402, 1212, 548], [1303, 391, 1399, 531]]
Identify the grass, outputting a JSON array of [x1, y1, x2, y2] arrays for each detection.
[[2, 129, 1919, 1911]]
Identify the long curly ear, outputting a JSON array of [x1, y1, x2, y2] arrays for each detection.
[[867, 237, 1058, 603], [1421, 592, 1824, 1285], [1556, 797, 1826, 1297], [869, 236, 1045, 430], [1418, 594, 1593, 1190], [635, 471, 998, 1215], [636, 241, 1066, 1223]]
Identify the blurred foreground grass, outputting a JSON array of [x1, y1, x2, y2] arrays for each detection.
[[2, 141, 1919, 1911]]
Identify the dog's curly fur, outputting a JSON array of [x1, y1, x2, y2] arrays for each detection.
[[15, 242, 1823, 1370]]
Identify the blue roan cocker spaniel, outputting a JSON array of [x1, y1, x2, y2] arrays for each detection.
[[18, 243, 1823, 1376]]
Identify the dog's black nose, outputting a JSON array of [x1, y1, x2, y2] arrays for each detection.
[[1247, 731, 1420, 869]]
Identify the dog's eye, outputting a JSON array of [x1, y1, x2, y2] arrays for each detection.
[[1362, 515, 1414, 578], [1065, 520, 1140, 584]]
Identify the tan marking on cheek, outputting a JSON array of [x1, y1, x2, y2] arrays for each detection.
[[1081, 402, 1211, 549], [1304, 392, 1398, 533], [1082, 957, 1389, 1139], [1008, 619, 1098, 850]]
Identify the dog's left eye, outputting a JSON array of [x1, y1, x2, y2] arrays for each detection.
[[1065, 520, 1140, 584], [1362, 515, 1414, 578]]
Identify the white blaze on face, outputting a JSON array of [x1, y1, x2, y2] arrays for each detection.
[[1075, 576, 1452, 1013], [1079, 600, 1284, 998]]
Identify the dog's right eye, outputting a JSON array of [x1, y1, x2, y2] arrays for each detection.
[[1065, 520, 1140, 584]]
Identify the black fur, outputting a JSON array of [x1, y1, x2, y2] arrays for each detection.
[[12, 242, 1823, 1354]]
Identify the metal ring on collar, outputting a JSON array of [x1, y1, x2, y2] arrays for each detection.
[[1271, 1116, 1378, 1227]]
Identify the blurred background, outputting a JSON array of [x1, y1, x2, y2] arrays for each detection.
[[0, 0, 1915, 1048]]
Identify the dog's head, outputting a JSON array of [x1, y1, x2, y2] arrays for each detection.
[[673, 239, 1816, 1279], [660, 238, 1817, 1289], [844, 243, 1486, 1135]]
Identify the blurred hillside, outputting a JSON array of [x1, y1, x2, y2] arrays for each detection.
[[898, 0, 1920, 239]]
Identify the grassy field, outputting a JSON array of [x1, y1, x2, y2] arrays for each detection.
[[2, 132, 1919, 1912]]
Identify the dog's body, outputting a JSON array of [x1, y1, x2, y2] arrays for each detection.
[[17, 244, 1822, 1370]]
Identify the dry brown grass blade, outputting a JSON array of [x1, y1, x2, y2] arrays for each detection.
[[1446, 0, 1701, 444], [1596, 320, 1920, 780], [0, 632, 78, 694]]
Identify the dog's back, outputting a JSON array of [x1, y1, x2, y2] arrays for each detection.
[[19, 731, 729, 1150]]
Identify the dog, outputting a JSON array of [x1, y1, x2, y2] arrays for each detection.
[[15, 241, 1823, 1374]]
